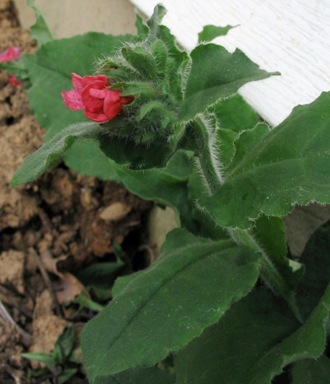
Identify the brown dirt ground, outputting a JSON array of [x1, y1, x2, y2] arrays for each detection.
[[0, 1, 152, 382]]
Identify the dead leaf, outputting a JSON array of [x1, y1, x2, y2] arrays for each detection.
[[99, 202, 132, 222], [54, 272, 89, 304], [40, 250, 89, 303]]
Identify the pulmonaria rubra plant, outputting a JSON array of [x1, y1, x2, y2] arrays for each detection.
[[6, 3, 330, 384], [62, 73, 133, 122]]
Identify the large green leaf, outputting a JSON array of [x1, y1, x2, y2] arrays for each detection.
[[10, 122, 100, 187], [202, 92, 330, 228], [175, 283, 330, 384], [248, 284, 330, 383], [175, 218, 330, 384], [179, 44, 276, 120], [81, 229, 260, 382]]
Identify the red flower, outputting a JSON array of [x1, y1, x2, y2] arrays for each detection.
[[8, 74, 21, 87], [0, 47, 21, 62], [0, 47, 21, 87], [61, 73, 133, 123]]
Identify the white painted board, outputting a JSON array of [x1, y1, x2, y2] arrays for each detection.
[[130, 0, 330, 126]]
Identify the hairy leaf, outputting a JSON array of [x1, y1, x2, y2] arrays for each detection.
[[179, 44, 276, 120], [175, 283, 330, 384], [202, 92, 330, 228], [10, 122, 100, 187], [81, 229, 260, 382], [248, 284, 330, 383], [175, 217, 330, 383]]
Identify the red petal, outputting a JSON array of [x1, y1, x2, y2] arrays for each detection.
[[103, 90, 122, 120], [82, 75, 108, 88], [81, 83, 106, 112], [84, 109, 108, 122], [89, 88, 108, 99], [71, 73, 84, 93], [61, 90, 84, 110], [0, 47, 21, 62]]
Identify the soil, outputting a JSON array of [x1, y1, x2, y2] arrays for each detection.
[[0, 1, 152, 382]]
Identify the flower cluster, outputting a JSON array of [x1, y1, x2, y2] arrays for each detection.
[[62, 73, 133, 123], [0, 46, 21, 86]]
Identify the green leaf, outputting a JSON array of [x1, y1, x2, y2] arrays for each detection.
[[253, 215, 303, 288], [213, 94, 260, 133], [108, 150, 196, 231], [202, 92, 330, 228], [212, 94, 262, 169], [146, 4, 167, 40], [297, 221, 330, 320], [10, 122, 100, 187], [198, 24, 236, 43], [22, 352, 56, 367], [58, 368, 78, 384], [135, 12, 148, 36], [291, 356, 330, 384], [121, 46, 157, 80], [175, 283, 330, 384], [179, 44, 276, 120], [53, 324, 75, 363], [100, 367, 175, 384], [78, 261, 124, 301], [73, 292, 105, 312], [27, 0, 53, 45], [81, 229, 260, 381], [248, 283, 330, 384], [0, 58, 30, 83], [99, 134, 175, 169], [63, 140, 120, 181], [228, 122, 270, 168]]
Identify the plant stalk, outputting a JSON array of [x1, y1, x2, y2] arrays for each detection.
[[193, 115, 302, 322]]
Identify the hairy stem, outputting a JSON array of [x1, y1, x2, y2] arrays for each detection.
[[228, 228, 302, 322], [193, 115, 302, 322], [193, 114, 223, 194]]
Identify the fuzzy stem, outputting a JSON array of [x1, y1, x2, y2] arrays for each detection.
[[193, 115, 223, 194], [228, 228, 302, 322], [193, 115, 302, 322]]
